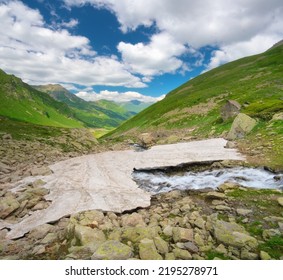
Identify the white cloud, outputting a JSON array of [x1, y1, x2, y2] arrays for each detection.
[[0, 0, 146, 88], [118, 32, 187, 76], [64, 0, 283, 69], [76, 90, 165, 103]]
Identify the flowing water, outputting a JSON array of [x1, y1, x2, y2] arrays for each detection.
[[132, 167, 283, 194]]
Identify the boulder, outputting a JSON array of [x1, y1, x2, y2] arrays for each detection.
[[2, 134, 12, 140], [139, 238, 163, 260], [30, 166, 52, 176], [91, 240, 133, 260], [236, 208, 252, 216], [227, 113, 257, 140], [221, 100, 241, 121], [154, 236, 169, 254], [138, 133, 155, 148], [271, 112, 283, 121], [0, 196, 20, 219], [213, 220, 258, 249], [260, 251, 272, 260], [74, 225, 106, 246], [278, 197, 283, 207], [121, 213, 146, 227], [172, 248, 192, 260], [206, 191, 226, 200], [74, 210, 105, 227], [121, 226, 161, 243], [172, 227, 194, 243]]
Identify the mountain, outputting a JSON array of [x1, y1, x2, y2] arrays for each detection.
[[0, 70, 83, 128], [105, 42, 283, 168], [118, 100, 154, 114], [33, 85, 135, 128]]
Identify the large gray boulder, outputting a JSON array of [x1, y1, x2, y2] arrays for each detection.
[[227, 113, 257, 140], [91, 240, 133, 260], [221, 100, 241, 121]]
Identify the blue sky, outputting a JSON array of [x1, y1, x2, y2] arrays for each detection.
[[0, 0, 282, 102]]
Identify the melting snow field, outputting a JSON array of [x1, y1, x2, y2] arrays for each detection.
[[133, 167, 283, 194]]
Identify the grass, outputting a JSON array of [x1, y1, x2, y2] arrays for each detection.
[[259, 236, 283, 259]]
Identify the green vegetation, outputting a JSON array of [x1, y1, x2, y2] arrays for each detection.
[[0, 70, 83, 128], [259, 236, 283, 259], [206, 250, 230, 260], [105, 43, 283, 168], [34, 84, 136, 128]]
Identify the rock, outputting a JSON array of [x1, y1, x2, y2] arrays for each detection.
[[278, 197, 283, 207], [40, 232, 58, 245], [213, 205, 232, 211], [0, 162, 12, 174], [213, 220, 258, 249], [29, 224, 55, 240], [2, 134, 12, 140], [260, 251, 272, 260], [121, 213, 146, 227], [91, 240, 133, 260], [215, 244, 228, 255], [227, 113, 257, 140], [271, 112, 283, 121], [193, 217, 206, 229], [75, 211, 105, 227], [225, 141, 236, 149], [218, 182, 239, 192], [241, 249, 258, 260], [194, 233, 205, 247], [172, 227, 194, 243], [206, 192, 226, 200], [262, 229, 281, 241], [221, 100, 241, 121], [154, 236, 169, 254], [172, 248, 192, 260], [165, 253, 175, 260], [30, 166, 52, 176], [163, 225, 173, 237], [236, 208, 252, 216], [139, 238, 163, 260], [74, 225, 106, 246], [138, 133, 155, 148], [0, 196, 20, 219], [121, 226, 160, 243], [183, 242, 199, 253]]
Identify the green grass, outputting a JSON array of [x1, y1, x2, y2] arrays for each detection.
[[259, 236, 283, 259]]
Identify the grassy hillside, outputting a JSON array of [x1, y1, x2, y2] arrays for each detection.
[[0, 70, 83, 128], [118, 100, 154, 114], [105, 43, 283, 169], [34, 85, 135, 128]]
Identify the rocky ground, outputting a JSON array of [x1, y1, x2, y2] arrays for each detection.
[[0, 176, 282, 260], [0, 126, 282, 260]]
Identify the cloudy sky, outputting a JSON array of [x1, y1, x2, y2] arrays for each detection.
[[0, 0, 282, 102]]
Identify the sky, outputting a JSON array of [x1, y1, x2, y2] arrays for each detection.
[[0, 0, 282, 103]]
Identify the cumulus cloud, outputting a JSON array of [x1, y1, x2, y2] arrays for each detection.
[[0, 0, 145, 87], [118, 32, 187, 76], [64, 0, 283, 69], [76, 90, 165, 103]]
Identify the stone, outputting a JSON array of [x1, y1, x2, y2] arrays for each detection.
[[172, 227, 194, 243], [260, 251, 272, 260], [278, 197, 283, 207], [29, 224, 55, 240], [0, 196, 20, 219], [2, 134, 12, 140], [121, 213, 146, 227], [40, 232, 58, 245], [30, 166, 52, 176], [194, 217, 206, 229], [241, 249, 258, 260], [221, 100, 241, 121], [154, 236, 169, 254], [271, 112, 283, 121], [218, 182, 240, 192], [206, 192, 226, 200], [165, 253, 175, 260], [213, 220, 258, 249], [236, 208, 252, 216], [225, 141, 236, 149], [215, 244, 228, 255], [91, 240, 133, 260], [183, 242, 199, 253], [139, 238, 163, 260], [194, 233, 205, 247], [227, 113, 257, 140], [138, 133, 155, 148], [75, 210, 105, 227], [163, 225, 173, 237], [74, 225, 106, 246], [172, 248, 192, 260], [213, 205, 231, 211], [121, 226, 160, 243], [262, 229, 281, 241]]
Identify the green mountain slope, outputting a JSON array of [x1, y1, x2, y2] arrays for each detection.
[[118, 100, 154, 114], [106, 43, 283, 168], [107, 43, 283, 136], [34, 84, 135, 128], [0, 70, 83, 128]]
